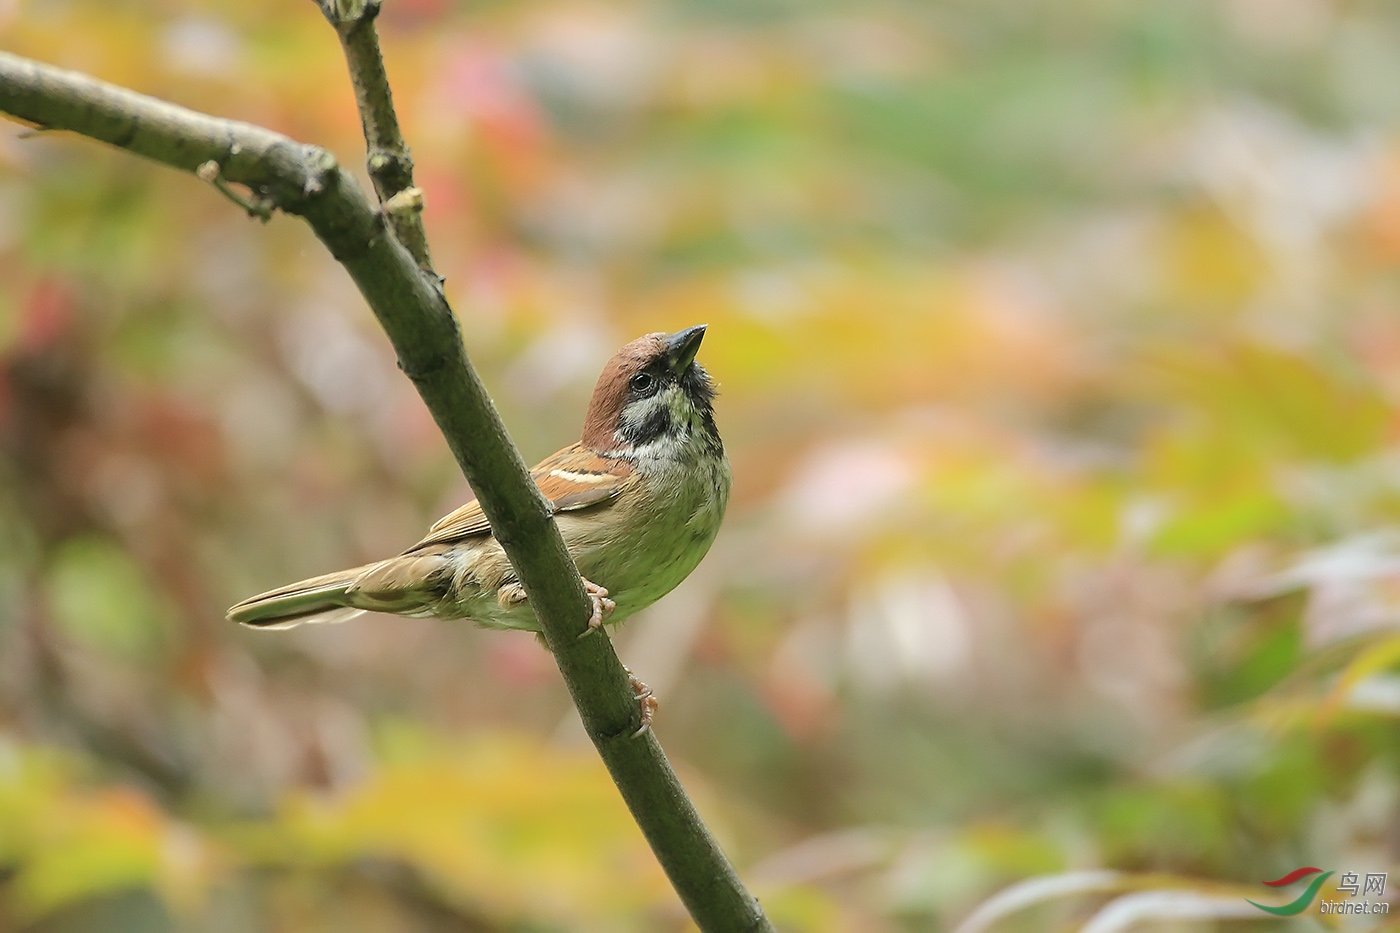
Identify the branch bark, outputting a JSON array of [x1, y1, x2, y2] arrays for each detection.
[[0, 51, 773, 933], [314, 0, 433, 271]]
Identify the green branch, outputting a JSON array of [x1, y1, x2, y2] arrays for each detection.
[[0, 50, 773, 933]]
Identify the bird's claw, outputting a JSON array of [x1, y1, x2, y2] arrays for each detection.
[[577, 579, 615, 637], [626, 668, 658, 736]]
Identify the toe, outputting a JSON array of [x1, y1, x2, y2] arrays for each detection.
[[627, 671, 658, 736]]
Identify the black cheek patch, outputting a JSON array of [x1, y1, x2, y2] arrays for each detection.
[[623, 405, 672, 446]]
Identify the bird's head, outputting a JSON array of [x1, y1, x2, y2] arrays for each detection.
[[581, 325, 720, 459]]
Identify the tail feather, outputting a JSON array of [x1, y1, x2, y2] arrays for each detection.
[[228, 552, 453, 629], [227, 567, 369, 629], [241, 607, 368, 630]]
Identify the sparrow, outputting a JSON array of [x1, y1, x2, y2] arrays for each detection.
[[227, 325, 731, 639]]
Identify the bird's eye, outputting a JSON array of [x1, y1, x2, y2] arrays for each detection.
[[628, 372, 655, 394]]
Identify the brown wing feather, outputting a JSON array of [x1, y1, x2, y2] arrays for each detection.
[[409, 444, 632, 550]]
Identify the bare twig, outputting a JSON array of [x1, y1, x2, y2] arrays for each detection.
[[197, 159, 275, 221], [314, 0, 433, 271], [0, 51, 774, 933]]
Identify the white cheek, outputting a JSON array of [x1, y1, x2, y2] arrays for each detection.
[[614, 385, 717, 469], [618, 393, 667, 437], [617, 387, 693, 443]]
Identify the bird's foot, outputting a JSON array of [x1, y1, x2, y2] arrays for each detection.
[[577, 578, 615, 636], [625, 667, 658, 736], [501, 578, 612, 638], [497, 581, 528, 609]]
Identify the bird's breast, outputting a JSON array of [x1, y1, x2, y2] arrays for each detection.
[[565, 452, 731, 620]]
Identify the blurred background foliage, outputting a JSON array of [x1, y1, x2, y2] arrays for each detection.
[[3, 0, 1400, 929]]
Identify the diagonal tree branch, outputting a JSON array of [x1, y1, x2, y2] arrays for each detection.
[[0, 51, 773, 933]]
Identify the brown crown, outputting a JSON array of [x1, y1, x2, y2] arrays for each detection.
[[580, 332, 667, 450]]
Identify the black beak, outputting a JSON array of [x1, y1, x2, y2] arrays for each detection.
[[664, 324, 707, 374]]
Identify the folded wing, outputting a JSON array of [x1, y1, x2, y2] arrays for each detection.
[[410, 443, 632, 549]]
